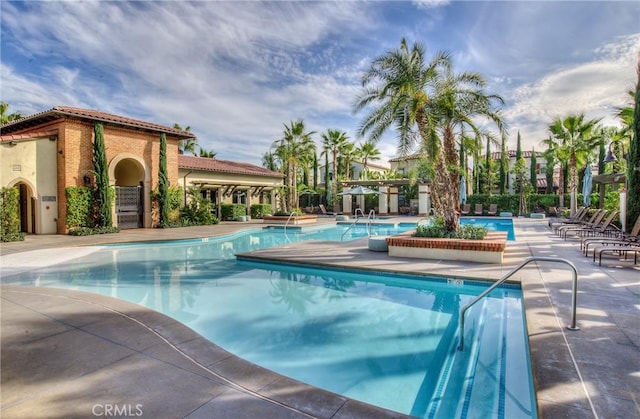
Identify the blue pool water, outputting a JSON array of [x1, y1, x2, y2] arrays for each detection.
[[1, 222, 533, 417], [459, 217, 516, 241]]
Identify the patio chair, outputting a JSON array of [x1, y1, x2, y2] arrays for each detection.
[[555, 208, 604, 237], [560, 209, 612, 240], [487, 204, 498, 216], [595, 244, 640, 266], [583, 213, 640, 256], [474, 203, 483, 216], [549, 206, 587, 231], [318, 204, 337, 216], [554, 207, 598, 235], [461, 203, 471, 215]]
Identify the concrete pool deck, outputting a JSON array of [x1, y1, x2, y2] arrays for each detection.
[[1, 217, 638, 418]]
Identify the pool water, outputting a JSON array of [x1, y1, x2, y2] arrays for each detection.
[[460, 218, 516, 241], [1, 223, 533, 417]]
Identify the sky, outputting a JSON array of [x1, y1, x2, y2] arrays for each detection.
[[1, 1, 639, 166]]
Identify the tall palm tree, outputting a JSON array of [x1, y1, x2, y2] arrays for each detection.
[[321, 129, 349, 212], [0, 102, 22, 125], [354, 38, 504, 231], [272, 120, 316, 212], [262, 151, 279, 172], [173, 123, 198, 155], [357, 140, 381, 171], [198, 148, 217, 158], [340, 141, 358, 181], [548, 114, 602, 215]]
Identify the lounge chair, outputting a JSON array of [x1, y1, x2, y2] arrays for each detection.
[[487, 204, 498, 216], [595, 245, 640, 266], [549, 206, 587, 231], [474, 204, 483, 216], [461, 204, 471, 215], [560, 209, 612, 240], [318, 204, 337, 216], [555, 208, 604, 237], [583, 214, 640, 256], [552, 209, 604, 235]]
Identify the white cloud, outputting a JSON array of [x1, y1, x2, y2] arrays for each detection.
[[502, 33, 639, 150]]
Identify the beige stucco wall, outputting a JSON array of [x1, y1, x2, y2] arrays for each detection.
[[0, 137, 58, 234]]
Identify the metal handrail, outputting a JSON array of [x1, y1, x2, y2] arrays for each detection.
[[283, 212, 296, 241], [340, 209, 374, 241], [458, 256, 579, 351], [367, 209, 376, 236]]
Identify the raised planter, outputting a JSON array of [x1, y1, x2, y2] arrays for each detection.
[[262, 215, 318, 225], [386, 231, 508, 263]]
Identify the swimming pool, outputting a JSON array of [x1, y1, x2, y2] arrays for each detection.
[[1, 223, 533, 417]]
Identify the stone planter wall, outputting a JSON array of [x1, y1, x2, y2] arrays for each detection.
[[262, 215, 318, 225], [386, 231, 508, 263]]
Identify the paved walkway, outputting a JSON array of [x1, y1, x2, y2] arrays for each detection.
[[1, 218, 638, 418]]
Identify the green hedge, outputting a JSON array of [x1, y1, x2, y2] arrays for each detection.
[[0, 187, 24, 242], [467, 192, 620, 216], [250, 204, 272, 219], [221, 203, 246, 221], [66, 186, 95, 228]]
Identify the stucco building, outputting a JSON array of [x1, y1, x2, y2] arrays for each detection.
[[0, 106, 283, 234]]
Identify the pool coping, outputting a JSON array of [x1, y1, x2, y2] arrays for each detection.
[[1, 217, 638, 418]]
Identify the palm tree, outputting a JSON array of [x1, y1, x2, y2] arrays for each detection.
[[357, 140, 381, 171], [627, 66, 639, 232], [321, 129, 349, 212], [548, 114, 602, 215], [173, 123, 198, 155], [354, 38, 504, 231], [198, 148, 217, 158], [340, 141, 358, 181], [272, 120, 316, 212], [262, 151, 279, 172], [0, 102, 22, 125]]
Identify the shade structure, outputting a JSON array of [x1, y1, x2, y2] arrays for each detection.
[[582, 165, 593, 206], [338, 186, 381, 196], [459, 175, 467, 205]]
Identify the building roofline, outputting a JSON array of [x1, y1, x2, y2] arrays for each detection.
[[0, 106, 195, 138]]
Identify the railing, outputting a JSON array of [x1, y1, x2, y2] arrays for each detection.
[[340, 209, 376, 241], [283, 212, 296, 242], [457, 256, 579, 351]]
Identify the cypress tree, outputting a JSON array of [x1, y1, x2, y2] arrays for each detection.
[[93, 123, 112, 227], [158, 133, 169, 227], [530, 147, 537, 191], [499, 135, 508, 194], [484, 137, 491, 194], [545, 144, 555, 194]]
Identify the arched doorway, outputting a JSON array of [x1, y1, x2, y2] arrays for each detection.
[[113, 157, 146, 229], [15, 182, 35, 234]]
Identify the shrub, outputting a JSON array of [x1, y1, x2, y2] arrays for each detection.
[[413, 216, 488, 240], [0, 187, 25, 242], [180, 186, 219, 226], [68, 226, 120, 236], [221, 203, 246, 221], [250, 204, 272, 219], [65, 186, 95, 229]]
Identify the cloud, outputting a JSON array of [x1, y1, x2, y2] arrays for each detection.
[[503, 33, 639, 149]]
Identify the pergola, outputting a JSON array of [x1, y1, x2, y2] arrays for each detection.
[[338, 179, 432, 216], [592, 172, 626, 208]]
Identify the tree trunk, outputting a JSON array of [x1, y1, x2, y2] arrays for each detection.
[[434, 125, 461, 231]]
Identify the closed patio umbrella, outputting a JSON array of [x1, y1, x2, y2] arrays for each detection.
[[460, 175, 467, 205], [582, 165, 593, 206], [338, 186, 381, 196]]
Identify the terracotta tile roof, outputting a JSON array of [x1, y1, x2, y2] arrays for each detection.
[[179, 155, 283, 178], [490, 150, 543, 159], [0, 129, 59, 143], [388, 152, 423, 162], [0, 106, 195, 138]]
